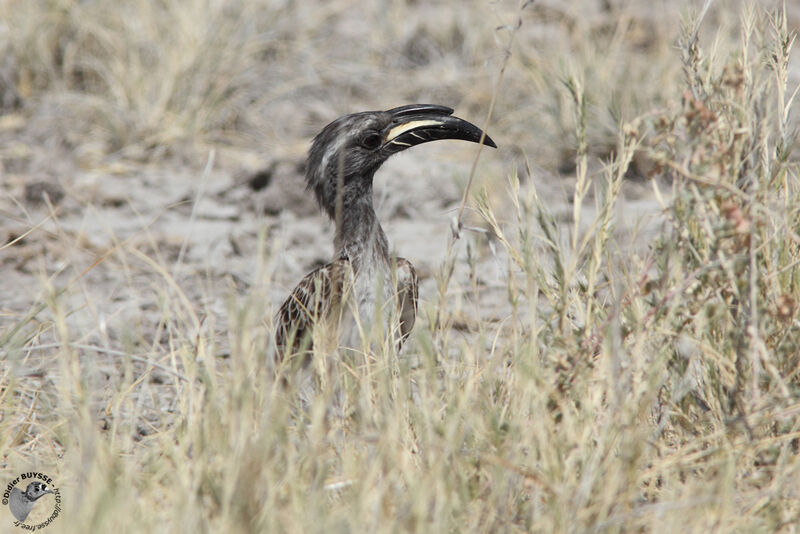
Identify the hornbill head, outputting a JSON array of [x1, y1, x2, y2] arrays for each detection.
[[306, 104, 496, 218]]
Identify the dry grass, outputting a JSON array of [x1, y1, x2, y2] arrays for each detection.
[[1, 0, 799, 532]]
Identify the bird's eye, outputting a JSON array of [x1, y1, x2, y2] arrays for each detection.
[[360, 132, 382, 150]]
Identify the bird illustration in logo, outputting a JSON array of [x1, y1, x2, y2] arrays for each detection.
[[8, 481, 53, 522]]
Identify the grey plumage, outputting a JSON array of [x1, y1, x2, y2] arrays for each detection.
[[276, 104, 495, 358], [9, 482, 53, 522]]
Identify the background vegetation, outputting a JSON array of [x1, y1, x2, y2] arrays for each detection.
[[1, 0, 799, 531]]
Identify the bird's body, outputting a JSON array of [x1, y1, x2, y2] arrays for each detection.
[[276, 253, 417, 356], [275, 104, 495, 360]]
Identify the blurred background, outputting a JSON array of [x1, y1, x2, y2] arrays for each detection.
[[0, 0, 736, 167]]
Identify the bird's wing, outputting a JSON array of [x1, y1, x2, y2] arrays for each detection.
[[275, 259, 350, 358], [394, 257, 418, 348]]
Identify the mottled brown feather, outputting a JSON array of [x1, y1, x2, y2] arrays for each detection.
[[394, 257, 418, 346], [275, 257, 418, 357], [275, 259, 344, 358]]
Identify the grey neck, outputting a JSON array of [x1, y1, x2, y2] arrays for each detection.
[[333, 184, 389, 271]]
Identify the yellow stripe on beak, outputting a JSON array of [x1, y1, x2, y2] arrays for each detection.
[[385, 119, 443, 144]]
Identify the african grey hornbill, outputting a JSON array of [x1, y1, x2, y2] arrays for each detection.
[[275, 104, 496, 358]]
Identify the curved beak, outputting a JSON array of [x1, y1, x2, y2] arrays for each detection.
[[382, 104, 497, 153]]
